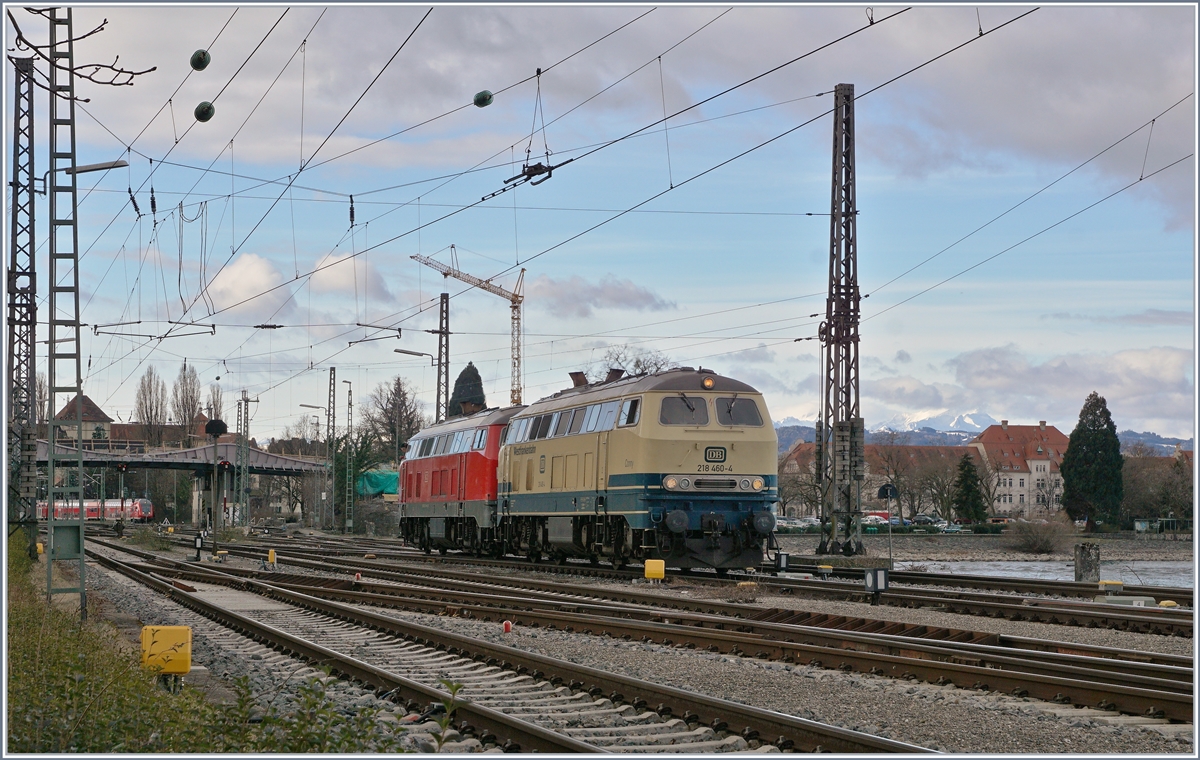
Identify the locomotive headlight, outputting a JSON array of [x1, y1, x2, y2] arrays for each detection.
[[752, 477, 765, 491], [702, 376, 715, 389], [679, 477, 691, 489], [664, 476, 679, 490], [739, 478, 752, 490]]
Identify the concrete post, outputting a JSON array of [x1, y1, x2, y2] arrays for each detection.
[[1074, 542, 1100, 583]]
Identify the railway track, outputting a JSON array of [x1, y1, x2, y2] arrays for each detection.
[[93, 539, 1194, 724], [175, 536, 1193, 637], [86, 544, 931, 753]]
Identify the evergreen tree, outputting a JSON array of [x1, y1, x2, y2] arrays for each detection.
[[951, 453, 987, 523], [1061, 391, 1124, 529], [446, 362, 486, 418]]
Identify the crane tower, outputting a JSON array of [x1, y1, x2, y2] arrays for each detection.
[[411, 249, 525, 406]]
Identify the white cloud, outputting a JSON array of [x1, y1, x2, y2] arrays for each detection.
[[309, 251, 394, 302], [204, 253, 296, 321], [727, 342, 776, 364], [526, 274, 674, 318]]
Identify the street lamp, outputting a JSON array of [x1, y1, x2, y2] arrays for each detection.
[[36, 159, 128, 194], [394, 348, 436, 365]]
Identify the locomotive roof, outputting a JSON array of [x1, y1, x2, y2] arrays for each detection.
[[518, 367, 760, 414], [409, 405, 526, 438]]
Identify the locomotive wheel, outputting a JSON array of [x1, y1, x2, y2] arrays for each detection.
[[716, 568, 729, 577], [438, 547, 448, 556], [589, 554, 600, 566]]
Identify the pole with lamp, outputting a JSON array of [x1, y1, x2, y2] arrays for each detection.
[[393, 348, 437, 459], [299, 404, 327, 528]]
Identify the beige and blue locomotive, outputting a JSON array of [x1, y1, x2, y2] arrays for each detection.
[[400, 366, 778, 570]]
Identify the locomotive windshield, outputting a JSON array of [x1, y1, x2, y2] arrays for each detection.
[[716, 397, 763, 426], [660, 395, 709, 425]]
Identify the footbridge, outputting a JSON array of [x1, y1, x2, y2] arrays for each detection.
[[35, 440, 328, 476]]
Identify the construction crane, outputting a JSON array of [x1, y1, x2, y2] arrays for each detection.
[[411, 247, 526, 405]]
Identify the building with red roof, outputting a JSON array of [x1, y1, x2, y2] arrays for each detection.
[[968, 419, 1069, 518]]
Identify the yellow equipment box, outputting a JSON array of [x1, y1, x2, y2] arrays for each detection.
[[141, 626, 192, 675], [644, 560, 665, 579]]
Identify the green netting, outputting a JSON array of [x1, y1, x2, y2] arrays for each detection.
[[357, 469, 398, 497]]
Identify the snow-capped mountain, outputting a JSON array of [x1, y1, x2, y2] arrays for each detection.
[[871, 410, 999, 433], [773, 416, 816, 429]]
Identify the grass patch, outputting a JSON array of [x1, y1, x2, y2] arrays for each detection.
[[128, 527, 172, 551], [6, 532, 406, 752]]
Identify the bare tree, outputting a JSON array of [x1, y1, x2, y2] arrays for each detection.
[[778, 449, 823, 518], [586, 345, 677, 382], [870, 431, 918, 519], [207, 384, 224, 422], [973, 455, 1001, 516], [134, 365, 168, 446], [171, 362, 202, 445], [35, 372, 48, 425], [364, 376, 427, 464], [919, 453, 958, 519]]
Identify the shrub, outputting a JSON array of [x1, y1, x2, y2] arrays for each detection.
[[1006, 519, 1071, 554], [6, 532, 404, 752], [969, 523, 1005, 535]]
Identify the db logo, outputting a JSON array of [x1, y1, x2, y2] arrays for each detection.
[[704, 447, 726, 463]]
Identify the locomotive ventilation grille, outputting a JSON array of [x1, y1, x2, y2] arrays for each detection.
[[693, 478, 738, 490]]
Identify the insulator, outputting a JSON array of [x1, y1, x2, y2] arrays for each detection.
[[349, 195, 355, 227], [150, 187, 157, 217], [127, 188, 141, 216], [473, 90, 493, 108], [190, 49, 211, 71], [194, 101, 215, 122]]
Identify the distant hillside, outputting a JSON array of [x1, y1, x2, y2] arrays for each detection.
[[776, 425, 815, 454], [1118, 430, 1194, 455]]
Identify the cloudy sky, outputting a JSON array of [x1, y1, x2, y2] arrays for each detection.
[[8, 3, 1195, 440]]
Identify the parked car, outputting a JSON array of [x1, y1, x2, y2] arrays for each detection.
[[912, 514, 935, 525], [797, 517, 820, 528], [942, 524, 964, 534], [889, 517, 912, 526], [862, 515, 888, 526]]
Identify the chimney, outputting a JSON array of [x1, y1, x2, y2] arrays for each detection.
[[1039, 420, 1046, 431], [460, 401, 484, 415], [1001, 420, 1008, 430], [569, 371, 588, 388], [604, 368, 625, 384]]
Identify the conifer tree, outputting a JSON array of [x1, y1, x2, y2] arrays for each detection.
[[951, 453, 987, 523], [1061, 391, 1124, 529], [446, 362, 486, 418]]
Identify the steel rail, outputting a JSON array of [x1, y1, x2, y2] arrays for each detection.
[[84, 549, 606, 754], [97, 545, 1192, 723], [86, 542, 932, 752]]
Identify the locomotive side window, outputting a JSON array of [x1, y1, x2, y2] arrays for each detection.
[[532, 414, 554, 440], [582, 404, 601, 432], [419, 438, 435, 457], [435, 434, 451, 455], [660, 395, 709, 425], [473, 428, 488, 449], [513, 418, 530, 442], [596, 401, 621, 430], [617, 398, 641, 427], [568, 407, 586, 434], [716, 397, 763, 426], [553, 410, 572, 437]]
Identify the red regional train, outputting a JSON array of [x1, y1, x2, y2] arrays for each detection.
[[37, 498, 155, 522]]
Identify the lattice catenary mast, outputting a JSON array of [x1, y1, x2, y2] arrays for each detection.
[[816, 83, 866, 557], [7, 57, 37, 556]]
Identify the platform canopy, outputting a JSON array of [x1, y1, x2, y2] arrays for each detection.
[[35, 440, 327, 476]]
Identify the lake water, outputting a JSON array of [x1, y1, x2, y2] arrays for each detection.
[[896, 560, 1196, 589]]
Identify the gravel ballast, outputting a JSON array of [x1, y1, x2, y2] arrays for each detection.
[[75, 544, 1194, 754]]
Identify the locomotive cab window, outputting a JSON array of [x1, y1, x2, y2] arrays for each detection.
[[716, 397, 763, 426], [617, 398, 641, 427], [418, 438, 435, 457], [660, 395, 709, 425], [473, 428, 488, 450]]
